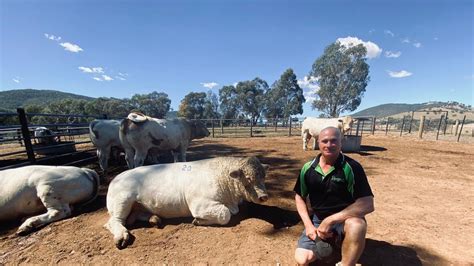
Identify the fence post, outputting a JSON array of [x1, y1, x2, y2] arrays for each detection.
[[371, 117, 376, 135], [436, 115, 444, 140], [408, 111, 414, 133], [457, 115, 466, 142], [355, 120, 361, 137], [443, 115, 448, 135], [418, 115, 425, 139], [17, 108, 36, 163], [274, 118, 278, 132], [220, 119, 224, 134], [385, 117, 390, 135], [288, 118, 292, 136], [250, 118, 253, 137], [400, 116, 406, 136], [211, 119, 215, 138], [454, 120, 459, 136], [361, 120, 365, 136]]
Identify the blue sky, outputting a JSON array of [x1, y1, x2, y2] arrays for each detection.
[[1, 0, 473, 116]]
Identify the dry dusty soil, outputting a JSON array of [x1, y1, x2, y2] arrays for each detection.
[[1, 135, 473, 265]]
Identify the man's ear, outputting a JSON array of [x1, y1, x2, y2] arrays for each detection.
[[230, 169, 243, 179]]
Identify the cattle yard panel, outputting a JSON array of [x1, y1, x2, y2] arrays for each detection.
[[0, 109, 103, 170]]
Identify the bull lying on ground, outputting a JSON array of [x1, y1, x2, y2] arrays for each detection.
[[301, 116, 354, 150], [120, 112, 210, 168], [105, 156, 269, 249], [0, 166, 100, 235]]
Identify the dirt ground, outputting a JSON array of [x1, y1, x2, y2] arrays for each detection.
[[1, 135, 473, 265]]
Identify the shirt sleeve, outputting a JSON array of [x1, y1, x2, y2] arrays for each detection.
[[350, 160, 374, 199]]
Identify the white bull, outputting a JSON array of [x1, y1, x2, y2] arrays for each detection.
[[105, 156, 269, 249], [89, 119, 123, 172], [120, 112, 210, 168], [0, 165, 100, 235], [301, 116, 355, 150]]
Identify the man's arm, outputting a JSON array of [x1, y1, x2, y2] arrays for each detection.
[[295, 193, 318, 241], [317, 196, 374, 239]]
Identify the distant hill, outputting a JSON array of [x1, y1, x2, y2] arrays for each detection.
[[352, 101, 474, 120], [0, 89, 94, 111]]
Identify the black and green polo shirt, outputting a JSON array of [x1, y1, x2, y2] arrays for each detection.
[[294, 153, 373, 219]]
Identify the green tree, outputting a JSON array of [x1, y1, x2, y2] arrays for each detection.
[[310, 42, 370, 117], [178, 92, 207, 119], [265, 68, 305, 120], [203, 90, 220, 119], [219, 85, 240, 120], [236, 77, 269, 124], [130, 91, 171, 118]]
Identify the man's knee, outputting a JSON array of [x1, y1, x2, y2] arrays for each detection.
[[344, 217, 367, 236], [295, 248, 316, 265]]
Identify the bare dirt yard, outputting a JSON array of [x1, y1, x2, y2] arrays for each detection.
[[1, 135, 473, 265]]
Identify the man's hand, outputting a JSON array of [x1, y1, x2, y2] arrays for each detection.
[[316, 218, 335, 240], [305, 224, 318, 241]]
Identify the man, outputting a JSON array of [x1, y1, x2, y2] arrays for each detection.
[[294, 126, 374, 266]]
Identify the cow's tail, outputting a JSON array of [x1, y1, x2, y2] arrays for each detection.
[[89, 120, 100, 141], [76, 168, 101, 209]]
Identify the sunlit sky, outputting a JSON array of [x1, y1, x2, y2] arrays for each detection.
[[1, 0, 473, 116]]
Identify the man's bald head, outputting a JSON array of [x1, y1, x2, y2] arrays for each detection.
[[320, 126, 342, 142]]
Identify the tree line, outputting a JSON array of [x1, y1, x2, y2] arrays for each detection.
[[1, 41, 371, 125]]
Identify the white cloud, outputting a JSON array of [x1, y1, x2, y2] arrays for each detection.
[[78, 66, 104, 73], [102, 75, 113, 81], [385, 51, 402, 58], [44, 33, 61, 41], [298, 76, 320, 103], [336, 36, 382, 59], [387, 70, 413, 78], [401, 38, 410, 43], [13, 77, 21, 83], [118, 72, 128, 77], [201, 82, 219, 89], [232, 82, 238, 87], [384, 30, 395, 37], [413, 42, 422, 48], [368, 29, 375, 34], [60, 42, 83, 53], [93, 77, 103, 81], [116, 76, 126, 81]]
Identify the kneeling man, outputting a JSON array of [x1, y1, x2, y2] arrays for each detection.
[[294, 127, 374, 266]]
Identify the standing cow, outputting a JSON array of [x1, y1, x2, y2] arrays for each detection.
[[89, 119, 123, 172], [301, 116, 354, 150], [120, 112, 210, 169], [0, 165, 100, 235], [105, 156, 269, 249]]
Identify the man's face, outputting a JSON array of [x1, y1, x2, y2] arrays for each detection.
[[318, 128, 342, 159]]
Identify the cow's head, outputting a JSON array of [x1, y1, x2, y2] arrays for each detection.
[[190, 120, 210, 139], [338, 116, 354, 133], [230, 156, 269, 203]]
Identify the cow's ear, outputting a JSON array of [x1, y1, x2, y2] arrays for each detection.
[[230, 169, 243, 179], [338, 119, 343, 123]]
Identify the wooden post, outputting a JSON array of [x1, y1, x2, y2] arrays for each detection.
[[250, 118, 253, 137], [385, 117, 390, 135], [454, 120, 459, 136], [211, 119, 215, 138], [436, 115, 444, 140], [361, 120, 365, 136], [17, 108, 36, 163], [288, 118, 292, 136], [355, 120, 361, 137], [418, 115, 425, 139], [221, 119, 224, 134], [457, 115, 466, 142], [400, 116, 406, 136], [371, 117, 376, 135], [443, 114, 448, 135], [408, 111, 414, 133], [274, 118, 278, 132]]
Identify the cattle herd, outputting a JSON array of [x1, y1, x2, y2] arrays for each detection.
[[0, 113, 353, 251]]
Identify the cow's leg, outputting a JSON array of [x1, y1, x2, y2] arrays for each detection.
[[302, 132, 308, 151], [133, 150, 147, 168], [171, 150, 179, 163], [179, 144, 188, 162], [312, 137, 317, 150], [127, 209, 161, 227], [105, 193, 135, 249], [190, 202, 231, 226], [17, 186, 72, 235]]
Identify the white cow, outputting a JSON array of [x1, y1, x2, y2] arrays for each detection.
[[105, 156, 269, 249], [301, 116, 355, 150], [0, 165, 100, 235], [34, 127, 58, 145], [89, 119, 123, 172], [120, 112, 210, 168]]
